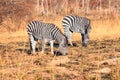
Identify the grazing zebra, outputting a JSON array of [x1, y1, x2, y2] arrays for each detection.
[[62, 15, 91, 47], [27, 21, 68, 55]]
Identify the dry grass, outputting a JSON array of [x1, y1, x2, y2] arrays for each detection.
[[1, 16, 120, 42], [91, 19, 120, 40], [0, 16, 120, 80]]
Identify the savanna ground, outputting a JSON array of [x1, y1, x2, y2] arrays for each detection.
[[0, 16, 120, 80]]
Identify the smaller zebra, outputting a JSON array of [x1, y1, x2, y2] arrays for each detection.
[[27, 21, 68, 55], [62, 15, 91, 47]]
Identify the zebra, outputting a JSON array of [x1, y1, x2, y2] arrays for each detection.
[[27, 21, 68, 55], [62, 15, 91, 47]]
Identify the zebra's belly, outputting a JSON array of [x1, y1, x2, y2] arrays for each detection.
[[70, 27, 84, 33], [70, 28, 80, 33], [43, 37, 53, 41], [33, 34, 53, 41]]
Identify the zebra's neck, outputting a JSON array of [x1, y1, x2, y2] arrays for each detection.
[[55, 32, 63, 44]]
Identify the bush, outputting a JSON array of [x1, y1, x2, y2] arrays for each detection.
[[0, 0, 34, 31]]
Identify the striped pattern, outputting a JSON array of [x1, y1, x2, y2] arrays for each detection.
[[27, 21, 68, 55], [62, 15, 91, 46]]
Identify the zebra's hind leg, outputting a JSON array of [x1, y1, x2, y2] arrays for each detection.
[[64, 30, 73, 46], [29, 35, 38, 55], [41, 39, 47, 54], [68, 39, 73, 46], [81, 33, 87, 47], [50, 40, 54, 55]]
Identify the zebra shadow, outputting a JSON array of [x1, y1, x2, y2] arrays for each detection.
[[47, 42, 64, 56], [15, 48, 32, 55], [47, 42, 78, 47], [15, 41, 78, 55], [26, 49, 63, 56], [16, 48, 44, 55], [54, 51, 64, 56], [15, 41, 70, 56], [46, 42, 59, 47], [68, 42, 79, 47]]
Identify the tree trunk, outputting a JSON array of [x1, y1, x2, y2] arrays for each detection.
[[45, 0, 48, 16], [65, 0, 68, 15], [36, 0, 40, 15], [86, 0, 90, 14], [116, 0, 119, 19], [99, 0, 102, 13], [82, 0, 85, 14], [49, 0, 52, 14], [109, 0, 111, 15], [75, 0, 79, 14], [41, 0, 45, 15]]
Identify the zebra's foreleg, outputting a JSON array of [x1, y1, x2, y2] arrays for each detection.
[[81, 33, 87, 47], [50, 40, 54, 55], [64, 28, 73, 46], [41, 39, 47, 53], [68, 31, 73, 46], [29, 35, 37, 54]]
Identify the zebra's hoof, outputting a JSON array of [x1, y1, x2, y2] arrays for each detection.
[[54, 51, 64, 56], [39, 51, 45, 54], [38, 51, 45, 56], [70, 43, 73, 46], [82, 43, 87, 47], [51, 52, 55, 55], [31, 52, 37, 55]]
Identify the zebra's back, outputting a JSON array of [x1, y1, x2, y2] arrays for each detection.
[[27, 21, 63, 41], [62, 15, 91, 33]]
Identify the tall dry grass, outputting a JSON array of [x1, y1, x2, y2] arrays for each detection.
[[0, 16, 120, 43], [91, 19, 120, 40]]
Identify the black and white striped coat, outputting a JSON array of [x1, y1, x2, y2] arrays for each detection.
[[27, 21, 68, 55], [62, 15, 91, 46]]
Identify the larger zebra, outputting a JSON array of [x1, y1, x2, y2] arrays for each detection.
[[27, 21, 68, 55], [62, 15, 91, 47]]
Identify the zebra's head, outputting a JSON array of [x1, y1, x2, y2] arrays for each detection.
[[59, 35, 68, 55], [82, 34, 89, 47]]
